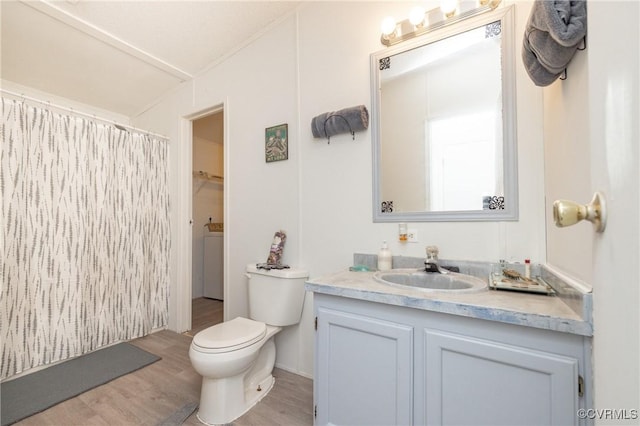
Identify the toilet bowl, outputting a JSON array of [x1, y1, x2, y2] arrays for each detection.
[[189, 264, 308, 425], [189, 317, 281, 425]]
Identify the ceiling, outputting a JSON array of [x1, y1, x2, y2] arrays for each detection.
[[1, 1, 300, 117]]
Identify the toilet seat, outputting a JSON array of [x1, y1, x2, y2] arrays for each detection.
[[192, 317, 266, 354]]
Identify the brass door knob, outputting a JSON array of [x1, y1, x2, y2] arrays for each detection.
[[552, 192, 606, 232]]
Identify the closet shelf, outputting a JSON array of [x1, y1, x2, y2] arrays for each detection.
[[193, 170, 223, 195], [193, 170, 223, 181]]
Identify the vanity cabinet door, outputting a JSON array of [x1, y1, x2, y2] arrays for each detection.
[[423, 329, 579, 426], [315, 307, 413, 426]]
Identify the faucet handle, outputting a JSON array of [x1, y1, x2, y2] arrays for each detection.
[[426, 245, 439, 260]]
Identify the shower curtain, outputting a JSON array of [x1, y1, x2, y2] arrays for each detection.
[[0, 97, 171, 380]]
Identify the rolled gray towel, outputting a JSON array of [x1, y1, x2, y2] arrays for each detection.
[[522, 32, 564, 86], [531, 0, 586, 47], [311, 105, 369, 139], [523, 0, 587, 86]]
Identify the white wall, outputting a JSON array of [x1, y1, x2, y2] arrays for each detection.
[[298, 1, 544, 263], [543, 41, 592, 286], [133, 1, 545, 378]]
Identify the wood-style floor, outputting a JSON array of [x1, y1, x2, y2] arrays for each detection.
[[15, 298, 313, 425], [185, 297, 224, 337]]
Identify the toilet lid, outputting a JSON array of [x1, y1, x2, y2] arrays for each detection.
[[192, 317, 266, 352]]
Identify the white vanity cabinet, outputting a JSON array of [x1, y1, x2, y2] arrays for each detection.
[[423, 326, 582, 425], [313, 293, 592, 426], [315, 306, 414, 426]]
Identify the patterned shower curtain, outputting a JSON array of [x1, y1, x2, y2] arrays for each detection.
[[0, 97, 171, 380]]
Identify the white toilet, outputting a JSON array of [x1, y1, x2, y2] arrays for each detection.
[[189, 264, 308, 425]]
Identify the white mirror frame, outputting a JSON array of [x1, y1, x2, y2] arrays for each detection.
[[371, 6, 517, 222]]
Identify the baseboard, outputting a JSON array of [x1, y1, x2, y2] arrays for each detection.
[[274, 362, 313, 380]]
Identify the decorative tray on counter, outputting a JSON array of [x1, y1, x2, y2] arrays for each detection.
[[489, 270, 556, 296]]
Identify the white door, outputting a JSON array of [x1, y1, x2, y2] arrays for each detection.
[[587, 2, 639, 412], [543, 1, 639, 413]]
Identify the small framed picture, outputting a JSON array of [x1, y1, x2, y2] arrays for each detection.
[[265, 123, 288, 163]]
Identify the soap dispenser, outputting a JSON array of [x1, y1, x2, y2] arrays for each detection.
[[378, 241, 392, 271]]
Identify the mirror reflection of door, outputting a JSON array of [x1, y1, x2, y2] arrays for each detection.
[[428, 110, 501, 211]]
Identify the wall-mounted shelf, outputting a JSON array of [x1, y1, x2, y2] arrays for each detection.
[[193, 170, 223, 194], [193, 170, 223, 181]]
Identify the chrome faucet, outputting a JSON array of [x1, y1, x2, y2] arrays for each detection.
[[424, 245, 448, 274]]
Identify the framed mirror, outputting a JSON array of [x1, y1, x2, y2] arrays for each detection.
[[371, 6, 517, 222]]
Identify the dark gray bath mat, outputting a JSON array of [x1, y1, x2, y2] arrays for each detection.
[[1, 342, 160, 425]]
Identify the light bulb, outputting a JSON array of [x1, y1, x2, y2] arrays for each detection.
[[381, 16, 397, 36], [409, 6, 426, 26], [440, 0, 458, 17]]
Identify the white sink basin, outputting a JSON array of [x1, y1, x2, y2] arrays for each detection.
[[373, 269, 488, 293]]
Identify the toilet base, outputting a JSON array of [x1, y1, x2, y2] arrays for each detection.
[[192, 332, 279, 425], [196, 374, 275, 425]]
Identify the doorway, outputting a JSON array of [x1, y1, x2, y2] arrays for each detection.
[[189, 109, 225, 335]]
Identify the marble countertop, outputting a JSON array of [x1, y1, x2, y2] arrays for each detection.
[[306, 269, 593, 337]]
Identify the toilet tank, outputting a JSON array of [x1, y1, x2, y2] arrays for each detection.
[[246, 264, 309, 326]]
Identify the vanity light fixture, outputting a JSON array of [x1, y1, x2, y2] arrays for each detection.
[[440, 0, 458, 18], [409, 6, 426, 27], [380, 16, 398, 38], [380, 0, 502, 46]]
